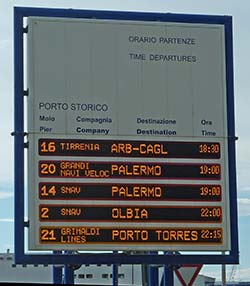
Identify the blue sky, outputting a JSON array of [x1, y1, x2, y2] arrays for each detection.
[[0, 0, 250, 282]]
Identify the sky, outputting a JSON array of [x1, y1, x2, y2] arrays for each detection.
[[0, 0, 250, 283]]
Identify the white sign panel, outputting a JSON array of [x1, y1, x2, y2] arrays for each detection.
[[27, 16, 231, 251]]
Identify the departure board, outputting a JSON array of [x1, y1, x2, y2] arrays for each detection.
[[26, 15, 232, 251]]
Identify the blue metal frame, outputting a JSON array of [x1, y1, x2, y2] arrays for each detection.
[[14, 6, 239, 265]]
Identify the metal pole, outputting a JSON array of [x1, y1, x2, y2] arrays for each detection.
[[64, 251, 75, 284], [64, 265, 74, 284], [163, 266, 174, 286], [53, 266, 63, 284], [222, 251, 226, 286], [112, 251, 119, 286], [142, 264, 149, 286], [112, 262, 119, 286], [149, 265, 159, 286], [222, 264, 226, 286], [53, 251, 63, 284], [149, 251, 159, 286]]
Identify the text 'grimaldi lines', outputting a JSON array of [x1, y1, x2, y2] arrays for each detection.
[[38, 138, 221, 159], [39, 161, 221, 179]]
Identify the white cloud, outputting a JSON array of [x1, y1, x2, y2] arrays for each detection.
[[0, 218, 14, 222], [238, 186, 250, 193], [202, 266, 250, 282], [0, 39, 10, 46], [0, 244, 14, 253], [201, 268, 221, 281], [238, 198, 250, 216], [0, 191, 13, 199], [226, 266, 250, 282]]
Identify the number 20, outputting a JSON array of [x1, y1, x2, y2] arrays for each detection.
[[40, 163, 56, 175]]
